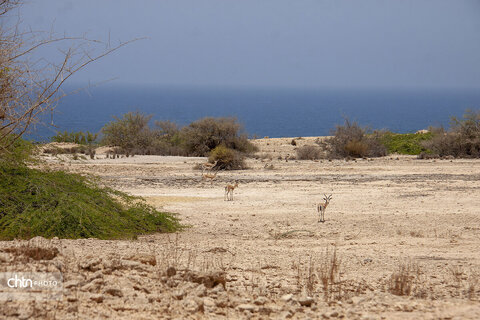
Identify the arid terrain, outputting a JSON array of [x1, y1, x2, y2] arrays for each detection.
[[1, 137, 480, 319]]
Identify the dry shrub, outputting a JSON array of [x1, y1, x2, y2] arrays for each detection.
[[422, 110, 480, 158], [291, 139, 297, 146], [388, 260, 426, 297], [344, 140, 368, 157], [417, 151, 440, 159], [43, 145, 88, 155], [296, 145, 322, 160], [318, 246, 345, 301], [324, 119, 386, 159]]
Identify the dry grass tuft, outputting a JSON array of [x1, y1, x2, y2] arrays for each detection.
[[388, 260, 423, 296]]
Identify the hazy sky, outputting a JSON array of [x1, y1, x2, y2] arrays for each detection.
[[17, 0, 480, 89]]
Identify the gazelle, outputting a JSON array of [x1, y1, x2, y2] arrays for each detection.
[[202, 171, 218, 184], [201, 160, 218, 171], [317, 194, 332, 223], [224, 182, 239, 201]]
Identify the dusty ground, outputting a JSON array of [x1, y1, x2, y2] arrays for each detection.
[[1, 137, 480, 319]]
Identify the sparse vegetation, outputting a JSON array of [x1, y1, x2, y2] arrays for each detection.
[[422, 110, 480, 158], [388, 260, 424, 297], [51, 130, 98, 145], [296, 145, 323, 160], [323, 119, 386, 158], [100, 113, 256, 167], [318, 247, 345, 301]]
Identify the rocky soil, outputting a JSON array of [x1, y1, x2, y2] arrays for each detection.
[[1, 137, 480, 319]]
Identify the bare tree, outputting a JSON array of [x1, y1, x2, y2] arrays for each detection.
[[0, 0, 137, 153]]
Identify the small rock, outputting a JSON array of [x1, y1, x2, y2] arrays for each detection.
[[183, 298, 200, 313], [254, 296, 268, 305], [203, 297, 216, 313], [64, 280, 79, 289], [90, 294, 104, 303], [281, 294, 294, 302], [120, 259, 150, 272], [127, 254, 156, 266], [192, 284, 207, 297], [173, 289, 185, 300], [0, 252, 9, 263], [81, 278, 104, 292], [166, 266, 176, 277], [237, 303, 256, 312], [103, 287, 123, 297], [86, 270, 103, 283], [330, 311, 339, 317], [66, 305, 78, 313], [298, 296, 314, 307], [79, 257, 102, 272]]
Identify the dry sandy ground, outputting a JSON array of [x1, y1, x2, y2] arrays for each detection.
[[1, 137, 480, 319]]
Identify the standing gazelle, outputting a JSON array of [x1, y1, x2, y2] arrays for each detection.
[[224, 182, 239, 201], [202, 171, 218, 184], [317, 194, 332, 223]]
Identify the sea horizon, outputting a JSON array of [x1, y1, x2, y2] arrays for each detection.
[[29, 84, 480, 142]]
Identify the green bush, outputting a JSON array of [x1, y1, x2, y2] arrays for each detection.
[[180, 117, 257, 156], [101, 111, 154, 154], [0, 138, 36, 168], [208, 144, 246, 170], [0, 164, 182, 240], [380, 132, 432, 155], [100, 114, 256, 159]]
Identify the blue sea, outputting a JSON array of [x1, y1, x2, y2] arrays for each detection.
[[30, 85, 480, 141]]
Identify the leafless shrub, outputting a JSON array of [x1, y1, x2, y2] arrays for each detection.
[[318, 246, 346, 301], [422, 110, 480, 158], [417, 151, 440, 159], [388, 260, 425, 297], [291, 139, 297, 146], [296, 145, 323, 160], [0, 0, 136, 153], [294, 256, 316, 296], [43, 145, 87, 155], [324, 119, 386, 159]]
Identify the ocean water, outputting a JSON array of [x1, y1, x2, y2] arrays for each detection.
[[30, 85, 480, 141]]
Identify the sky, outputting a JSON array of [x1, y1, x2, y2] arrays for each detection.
[[15, 0, 480, 89]]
